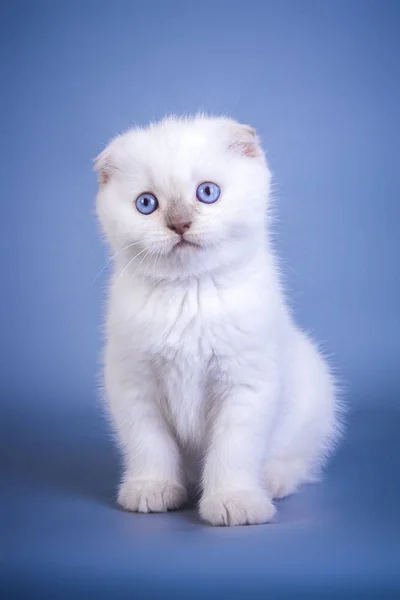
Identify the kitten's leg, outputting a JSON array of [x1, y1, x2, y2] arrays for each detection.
[[106, 362, 187, 513], [264, 457, 312, 499], [264, 331, 339, 500], [200, 379, 277, 526]]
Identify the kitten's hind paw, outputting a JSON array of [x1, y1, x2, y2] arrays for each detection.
[[118, 480, 187, 513], [265, 458, 309, 499], [199, 489, 276, 526]]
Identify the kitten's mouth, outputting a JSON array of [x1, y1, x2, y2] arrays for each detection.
[[173, 238, 200, 250]]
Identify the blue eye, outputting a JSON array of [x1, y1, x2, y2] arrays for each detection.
[[135, 192, 158, 215], [196, 182, 220, 204]]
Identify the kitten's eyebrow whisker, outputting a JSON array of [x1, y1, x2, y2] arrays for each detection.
[[193, 136, 220, 168]]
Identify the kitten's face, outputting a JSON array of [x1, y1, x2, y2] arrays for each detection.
[[95, 116, 271, 279]]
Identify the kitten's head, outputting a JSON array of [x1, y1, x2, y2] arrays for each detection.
[[95, 115, 271, 280]]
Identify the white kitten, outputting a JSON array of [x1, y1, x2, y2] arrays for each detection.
[[95, 115, 341, 526]]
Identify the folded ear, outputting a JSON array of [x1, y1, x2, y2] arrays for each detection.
[[93, 148, 116, 185], [228, 122, 262, 158]]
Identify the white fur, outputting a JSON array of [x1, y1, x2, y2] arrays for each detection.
[[95, 115, 341, 526]]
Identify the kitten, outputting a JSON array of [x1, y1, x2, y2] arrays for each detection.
[[95, 115, 341, 526]]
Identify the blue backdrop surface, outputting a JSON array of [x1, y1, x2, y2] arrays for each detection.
[[2, 1, 400, 598]]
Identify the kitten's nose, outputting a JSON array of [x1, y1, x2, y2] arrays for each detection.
[[167, 220, 192, 236]]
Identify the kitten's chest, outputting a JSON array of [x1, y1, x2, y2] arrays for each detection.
[[150, 310, 209, 446], [140, 279, 230, 359], [138, 281, 235, 444]]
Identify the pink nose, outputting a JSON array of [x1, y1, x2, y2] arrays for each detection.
[[167, 221, 192, 236]]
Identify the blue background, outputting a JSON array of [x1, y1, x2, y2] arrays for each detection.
[[2, 1, 400, 598]]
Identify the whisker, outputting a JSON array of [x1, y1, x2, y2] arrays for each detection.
[[143, 247, 157, 281], [130, 248, 153, 284], [92, 240, 144, 285], [152, 245, 164, 280], [114, 246, 150, 287]]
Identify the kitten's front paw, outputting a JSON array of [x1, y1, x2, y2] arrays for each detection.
[[199, 489, 276, 526], [118, 480, 187, 513]]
